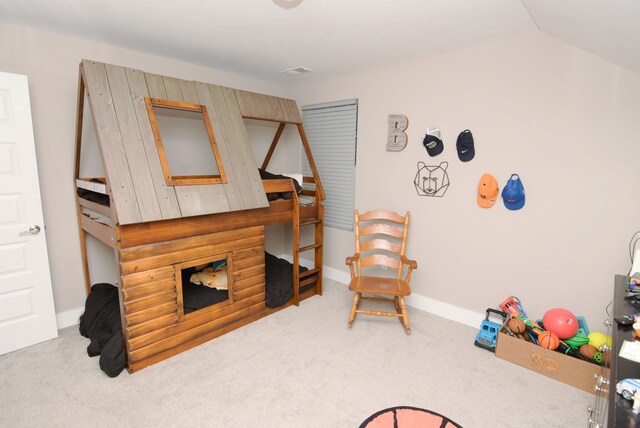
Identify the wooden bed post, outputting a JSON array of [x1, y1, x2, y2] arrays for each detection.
[[261, 122, 286, 170], [292, 186, 300, 306], [315, 203, 324, 296], [296, 123, 325, 201], [73, 66, 92, 295]]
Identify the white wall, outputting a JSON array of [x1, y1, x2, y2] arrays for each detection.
[[290, 33, 640, 329], [0, 22, 289, 322]]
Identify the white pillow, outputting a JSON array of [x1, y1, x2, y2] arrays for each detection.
[[280, 173, 303, 189]]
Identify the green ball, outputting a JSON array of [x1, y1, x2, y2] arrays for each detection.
[[593, 351, 603, 363]]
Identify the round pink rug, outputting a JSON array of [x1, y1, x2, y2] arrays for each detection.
[[360, 406, 462, 428]]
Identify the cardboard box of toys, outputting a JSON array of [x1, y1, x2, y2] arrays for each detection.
[[496, 323, 609, 394], [495, 322, 609, 394]]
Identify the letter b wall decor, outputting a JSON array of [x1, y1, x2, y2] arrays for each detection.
[[387, 114, 408, 151]]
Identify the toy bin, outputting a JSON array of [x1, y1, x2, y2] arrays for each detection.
[[495, 323, 609, 394]]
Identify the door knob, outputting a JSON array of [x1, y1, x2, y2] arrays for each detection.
[[19, 225, 41, 235]]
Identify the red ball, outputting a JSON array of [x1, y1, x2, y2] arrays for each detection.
[[538, 331, 560, 350], [542, 308, 579, 339]]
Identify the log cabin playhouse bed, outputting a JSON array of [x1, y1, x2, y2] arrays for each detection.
[[74, 60, 325, 372]]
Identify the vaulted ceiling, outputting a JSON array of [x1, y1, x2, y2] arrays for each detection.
[[1, 0, 638, 83]]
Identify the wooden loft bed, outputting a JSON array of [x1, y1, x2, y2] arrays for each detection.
[[74, 60, 325, 372]]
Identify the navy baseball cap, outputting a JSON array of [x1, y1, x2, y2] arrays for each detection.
[[422, 128, 443, 157], [501, 174, 525, 210], [456, 129, 475, 162]]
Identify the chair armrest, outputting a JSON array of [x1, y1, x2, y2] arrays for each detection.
[[345, 253, 360, 266], [345, 253, 360, 283], [400, 255, 417, 285], [400, 255, 417, 270]]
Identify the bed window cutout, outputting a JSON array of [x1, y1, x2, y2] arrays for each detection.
[[146, 97, 227, 186], [176, 253, 234, 319]]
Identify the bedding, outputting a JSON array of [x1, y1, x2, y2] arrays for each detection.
[[76, 178, 110, 205], [77, 187, 110, 206], [259, 169, 302, 201], [81, 207, 112, 226], [182, 252, 316, 311], [265, 252, 316, 307], [189, 260, 228, 290], [182, 266, 229, 314]]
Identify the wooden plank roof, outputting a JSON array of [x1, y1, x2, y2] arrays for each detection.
[[80, 60, 302, 225]]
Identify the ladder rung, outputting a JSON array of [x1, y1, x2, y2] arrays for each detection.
[[300, 276, 318, 287], [299, 243, 321, 252], [300, 219, 322, 227], [300, 267, 320, 278]]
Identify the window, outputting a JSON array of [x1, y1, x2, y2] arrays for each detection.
[[302, 99, 358, 231], [146, 97, 227, 186], [176, 253, 233, 319]]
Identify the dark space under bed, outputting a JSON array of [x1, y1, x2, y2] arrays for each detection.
[[182, 252, 315, 312]]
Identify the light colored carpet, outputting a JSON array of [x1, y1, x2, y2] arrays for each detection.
[[0, 279, 591, 427]]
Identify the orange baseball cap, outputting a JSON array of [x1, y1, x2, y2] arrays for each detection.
[[477, 173, 499, 208]]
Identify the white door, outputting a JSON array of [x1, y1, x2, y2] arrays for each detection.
[[0, 72, 57, 355]]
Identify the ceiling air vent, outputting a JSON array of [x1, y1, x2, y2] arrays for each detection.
[[281, 66, 313, 76]]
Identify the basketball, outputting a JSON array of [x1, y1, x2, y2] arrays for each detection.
[[508, 317, 526, 334], [542, 308, 579, 339], [579, 344, 598, 359], [537, 331, 560, 350]]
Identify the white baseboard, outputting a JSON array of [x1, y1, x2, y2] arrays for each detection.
[[321, 265, 484, 329], [322, 264, 351, 284], [403, 293, 484, 329], [56, 307, 83, 329]]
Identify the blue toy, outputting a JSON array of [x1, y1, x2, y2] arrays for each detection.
[[474, 308, 508, 352]]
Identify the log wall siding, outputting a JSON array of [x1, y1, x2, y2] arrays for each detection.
[[119, 226, 265, 367], [117, 200, 302, 248]]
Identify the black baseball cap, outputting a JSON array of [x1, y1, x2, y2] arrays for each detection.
[[423, 128, 443, 157], [456, 129, 475, 162]]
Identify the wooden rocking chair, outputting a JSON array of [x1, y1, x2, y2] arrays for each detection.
[[345, 209, 417, 333]]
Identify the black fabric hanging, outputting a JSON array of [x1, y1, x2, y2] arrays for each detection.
[[79, 283, 126, 377]]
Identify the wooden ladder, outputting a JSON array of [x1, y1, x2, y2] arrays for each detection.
[[292, 190, 324, 305], [260, 121, 326, 307]]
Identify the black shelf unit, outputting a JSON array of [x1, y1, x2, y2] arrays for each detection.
[[605, 275, 640, 427]]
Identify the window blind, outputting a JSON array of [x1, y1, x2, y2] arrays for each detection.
[[302, 99, 358, 231]]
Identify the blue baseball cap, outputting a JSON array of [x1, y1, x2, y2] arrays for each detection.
[[501, 174, 525, 210]]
